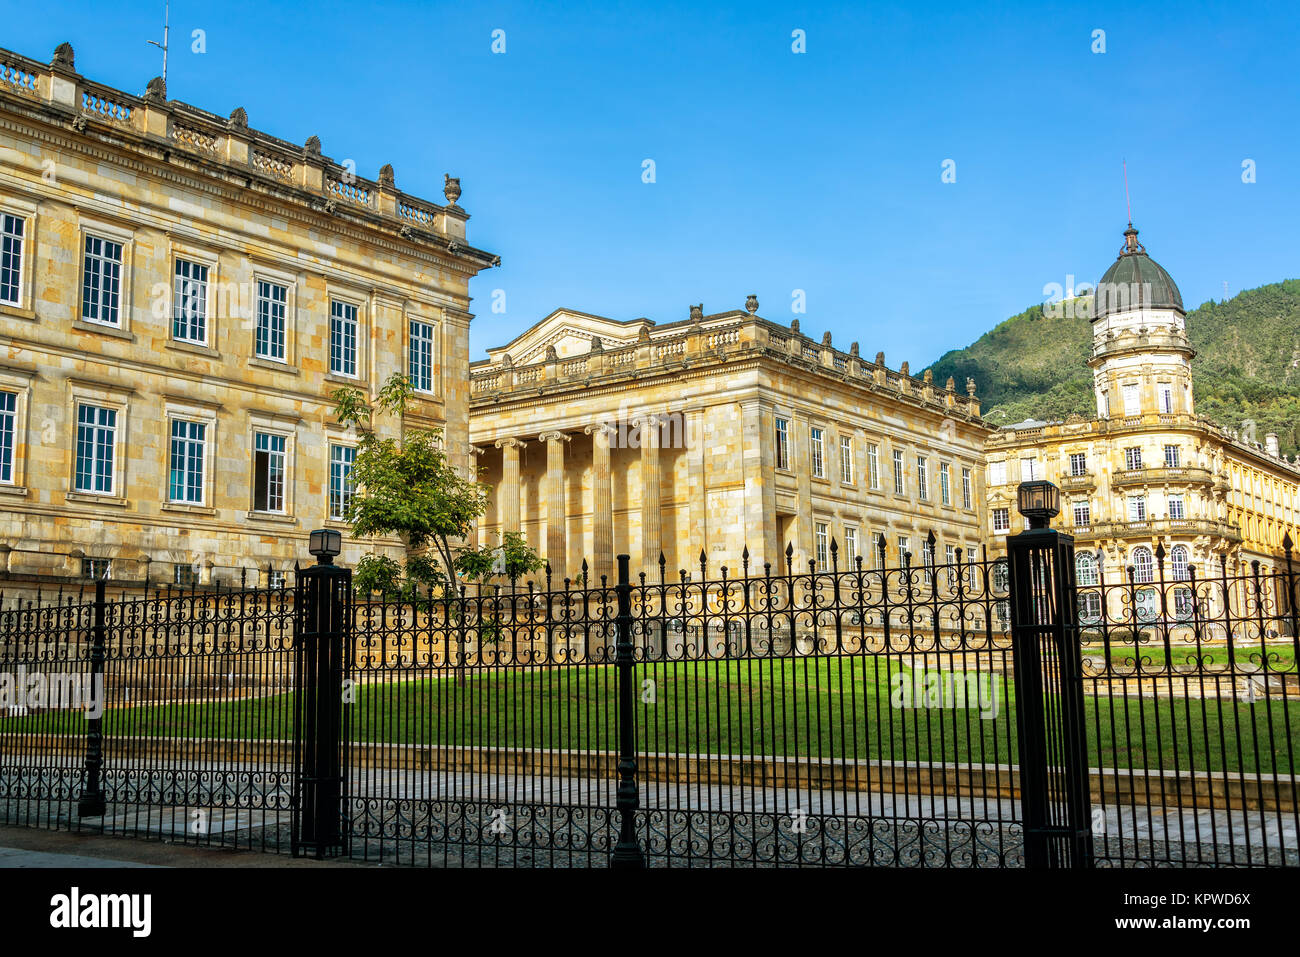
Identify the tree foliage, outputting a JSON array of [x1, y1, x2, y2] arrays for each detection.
[[332, 373, 540, 598]]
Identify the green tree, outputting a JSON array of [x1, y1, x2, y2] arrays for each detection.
[[332, 373, 540, 597]]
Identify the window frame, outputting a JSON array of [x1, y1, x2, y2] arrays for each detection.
[[1125, 446, 1143, 471], [961, 466, 972, 509], [328, 442, 358, 522], [774, 416, 790, 471], [254, 278, 290, 362], [252, 430, 288, 514], [80, 232, 126, 328], [74, 403, 119, 495], [992, 507, 1010, 533], [809, 426, 825, 479], [408, 316, 438, 394], [839, 434, 853, 484], [0, 200, 36, 313], [161, 399, 219, 511], [328, 293, 364, 379], [939, 462, 951, 506], [916, 455, 928, 500], [814, 521, 829, 568], [168, 418, 209, 505], [866, 442, 880, 490], [171, 255, 213, 345], [893, 448, 906, 496], [247, 412, 298, 519]]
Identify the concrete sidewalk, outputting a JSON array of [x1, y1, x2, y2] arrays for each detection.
[[0, 826, 364, 868]]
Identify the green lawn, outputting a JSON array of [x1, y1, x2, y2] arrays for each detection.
[[2, 658, 1295, 773], [1090, 643, 1296, 673]]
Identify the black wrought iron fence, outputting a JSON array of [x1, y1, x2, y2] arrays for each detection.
[[0, 531, 1296, 869], [1075, 539, 1300, 867]]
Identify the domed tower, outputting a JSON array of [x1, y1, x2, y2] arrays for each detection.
[[1088, 224, 1195, 420]]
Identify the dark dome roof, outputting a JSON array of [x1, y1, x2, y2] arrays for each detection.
[[1093, 224, 1183, 320]]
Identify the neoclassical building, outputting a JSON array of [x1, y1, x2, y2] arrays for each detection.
[[0, 43, 497, 590], [468, 300, 990, 583], [985, 223, 1300, 618]]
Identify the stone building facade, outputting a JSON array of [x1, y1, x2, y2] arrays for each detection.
[[0, 43, 497, 590], [985, 224, 1300, 619], [468, 301, 990, 583]]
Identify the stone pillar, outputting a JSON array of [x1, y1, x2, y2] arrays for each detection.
[[585, 424, 615, 584], [495, 437, 525, 535], [540, 431, 570, 573], [638, 414, 662, 576]]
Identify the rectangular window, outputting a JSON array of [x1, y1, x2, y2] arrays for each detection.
[[74, 404, 116, 494], [993, 508, 1010, 533], [989, 461, 1007, 486], [268, 569, 287, 590], [1073, 501, 1091, 527], [1163, 444, 1180, 468], [940, 463, 951, 505], [893, 449, 905, 495], [253, 432, 286, 513], [255, 280, 287, 360], [173, 258, 208, 343], [0, 213, 24, 305], [1021, 457, 1039, 480], [1168, 494, 1185, 520], [329, 444, 357, 520], [916, 456, 928, 500], [945, 544, 956, 567], [774, 417, 790, 470], [866, 443, 880, 489], [409, 319, 434, 391], [82, 557, 110, 580], [1125, 446, 1143, 471], [1069, 453, 1087, 476], [1158, 384, 1173, 414], [844, 525, 858, 561], [809, 427, 825, 478], [1128, 495, 1147, 522], [839, 435, 853, 484], [897, 535, 910, 561], [81, 234, 123, 326], [815, 521, 829, 567], [961, 467, 972, 509], [174, 563, 198, 587], [169, 420, 206, 504], [0, 391, 14, 483], [1122, 383, 1140, 416], [330, 299, 358, 377]]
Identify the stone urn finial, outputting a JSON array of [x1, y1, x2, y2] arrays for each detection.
[[51, 42, 75, 71], [900, 361, 910, 377], [946, 376, 956, 391], [689, 303, 703, 323], [966, 377, 977, 396], [304, 135, 322, 157], [850, 342, 860, 357], [745, 294, 759, 315], [379, 164, 395, 188], [545, 344, 558, 361], [501, 352, 513, 368], [144, 76, 166, 103], [590, 334, 604, 353], [444, 174, 462, 206], [821, 331, 832, 347], [790, 318, 800, 334], [876, 351, 885, 366], [228, 107, 248, 130], [923, 369, 933, 385], [638, 326, 651, 342]]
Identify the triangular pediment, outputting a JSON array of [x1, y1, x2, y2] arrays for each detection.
[[485, 309, 654, 365]]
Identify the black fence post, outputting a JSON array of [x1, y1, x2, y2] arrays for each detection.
[[1006, 481, 1093, 869], [611, 553, 645, 869], [76, 577, 107, 818], [292, 531, 351, 858]]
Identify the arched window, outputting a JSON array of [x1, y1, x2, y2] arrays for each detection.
[[1132, 547, 1154, 584], [1076, 552, 1100, 587], [1170, 545, 1190, 582]]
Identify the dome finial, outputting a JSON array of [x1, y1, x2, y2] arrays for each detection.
[[1120, 222, 1144, 256]]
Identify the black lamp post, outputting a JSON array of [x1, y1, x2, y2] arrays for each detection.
[[1006, 480, 1093, 868], [1017, 479, 1061, 530], [292, 528, 350, 858]]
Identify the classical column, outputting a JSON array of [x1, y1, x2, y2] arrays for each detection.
[[540, 431, 570, 573], [494, 437, 525, 535], [585, 423, 615, 583], [638, 414, 662, 575]]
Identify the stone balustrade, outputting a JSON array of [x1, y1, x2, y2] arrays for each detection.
[[0, 43, 481, 255]]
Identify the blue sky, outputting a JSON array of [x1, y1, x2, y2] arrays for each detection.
[[11, 1, 1298, 364]]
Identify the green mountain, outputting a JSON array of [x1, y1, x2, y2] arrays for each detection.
[[927, 280, 1300, 456]]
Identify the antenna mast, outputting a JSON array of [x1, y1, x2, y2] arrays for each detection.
[[147, 1, 170, 87]]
